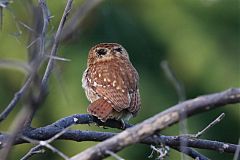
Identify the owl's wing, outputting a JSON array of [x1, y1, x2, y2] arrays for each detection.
[[89, 60, 139, 112], [128, 89, 141, 116]]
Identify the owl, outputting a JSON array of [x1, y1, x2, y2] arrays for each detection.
[[82, 43, 141, 122]]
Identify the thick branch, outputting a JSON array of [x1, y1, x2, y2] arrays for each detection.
[[0, 88, 239, 159], [0, 129, 238, 154], [70, 88, 240, 160]]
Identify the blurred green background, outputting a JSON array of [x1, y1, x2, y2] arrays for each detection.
[[0, 0, 239, 159]]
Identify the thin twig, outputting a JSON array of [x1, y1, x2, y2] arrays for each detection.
[[0, 59, 31, 73], [43, 143, 69, 160], [60, 0, 103, 42], [194, 113, 225, 138], [38, 0, 50, 56], [22, 126, 72, 160], [41, 0, 73, 89], [0, 76, 33, 122], [18, 21, 35, 32], [105, 150, 124, 160], [27, 37, 40, 48], [161, 61, 186, 102], [148, 145, 169, 160], [20, 145, 45, 160], [161, 60, 188, 160], [46, 55, 71, 62]]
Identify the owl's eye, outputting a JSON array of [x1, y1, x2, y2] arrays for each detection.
[[96, 49, 107, 56], [114, 47, 122, 53]]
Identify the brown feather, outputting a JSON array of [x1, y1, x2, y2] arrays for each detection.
[[82, 43, 141, 121], [87, 98, 113, 122]]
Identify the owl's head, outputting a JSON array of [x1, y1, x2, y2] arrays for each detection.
[[87, 43, 129, 65]]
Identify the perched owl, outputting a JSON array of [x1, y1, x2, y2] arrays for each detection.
[[82, 43, 140, 122]]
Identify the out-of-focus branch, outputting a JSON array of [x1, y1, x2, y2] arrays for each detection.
[[161, 60, 188, 160], [0, 0, 49, 123], [38, 0, 50, 57], [0, 1, 74, 159], [161, 61, 186, 102], [0, 76, 33, 122], [70, 88, 240, 160], [41, 0, 73, 90], [60, 0, 103, 42]]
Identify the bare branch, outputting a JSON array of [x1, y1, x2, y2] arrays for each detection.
[[41, 0, 73, 89], [70, 88, 240, 160], [161, 60, 188, 159], [161, 60, 186, 102], [38, 0, 50, 56], [18, 21, 35, 33], [60, 0, 103, 42], [0, 76, 33, 122], [194, 113, 225, 138], [20, 146, 45, 160], [105, 150, 124, 160], [43, 143, 69, 160], [0, 59, 31, 74], [46, 55, 71, 62], [22, 126, 72, 160]]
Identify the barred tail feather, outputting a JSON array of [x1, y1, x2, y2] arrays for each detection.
[[87, 98, 113, 122]]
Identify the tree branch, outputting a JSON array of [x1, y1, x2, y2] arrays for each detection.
[[0, 88, 238, 158], [60, 0, 103, 42], [70, 88, 240, 160], [41, 0, 73, 90], [0, 128, 238, 154]]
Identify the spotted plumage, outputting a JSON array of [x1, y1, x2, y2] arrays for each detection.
[[82, 43, 141, 122]]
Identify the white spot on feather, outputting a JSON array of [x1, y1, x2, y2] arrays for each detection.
[[116, 86, 121, 90], [112, 80, 117, 87]]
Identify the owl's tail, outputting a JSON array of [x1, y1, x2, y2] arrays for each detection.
[[87, 98, 113, 122]]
